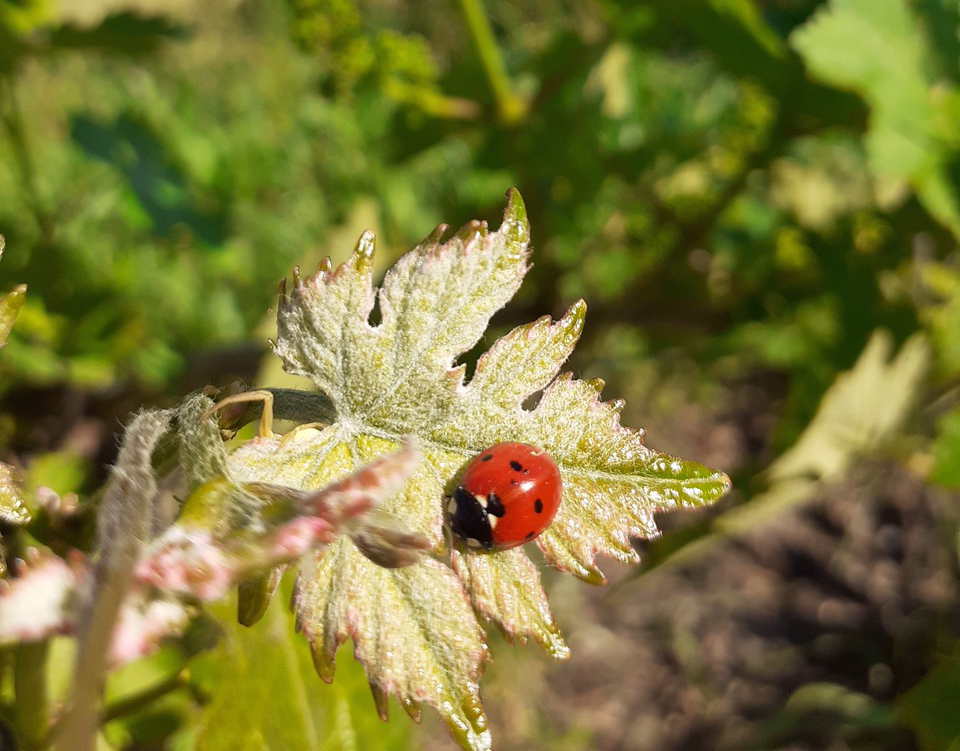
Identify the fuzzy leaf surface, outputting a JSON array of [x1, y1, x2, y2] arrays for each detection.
[[228, 190, 729, 749]]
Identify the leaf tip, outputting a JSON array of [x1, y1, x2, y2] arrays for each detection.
[[369, 680, 390, 721], [546, 638, 572, 661], [455, 219, 488, 244], [307, 639, 336, 683], [426, 223, 449, 244], [719, 470, 733, 492], [502, 188, 530, 246], [353, 230, 377, 272], [562, 299, 587, 340]]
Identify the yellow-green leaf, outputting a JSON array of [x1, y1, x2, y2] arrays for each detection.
[[228, 190, 729, 749]]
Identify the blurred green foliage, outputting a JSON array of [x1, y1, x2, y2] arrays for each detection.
[[3, 0, 960, 748]]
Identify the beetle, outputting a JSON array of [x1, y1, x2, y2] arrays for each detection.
[[447, 442, 562, 550]]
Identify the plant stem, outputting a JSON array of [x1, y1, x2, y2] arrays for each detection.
[[14, 641, 50, 751], [455, 0, 526, 124], [100, 671, 187, 725], [55, 411, 172, 751]]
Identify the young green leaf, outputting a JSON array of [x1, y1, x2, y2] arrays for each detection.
[[137, 440, 426, 601], [451, 548, 568, 659], [0, 462, 30, 526], [228, 189, 729, 750], [0, 269, 31, 525]]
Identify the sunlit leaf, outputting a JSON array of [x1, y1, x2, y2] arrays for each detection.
[[638, 330, 930, 572], [193, 584, 414, 751], [792, 0, 960, 237], [0, 457, 30, 525], [228, 190, 728, 748], [0, 283, 26, 350], [451, 548, 568, 659], [0, 271, 31, 523]]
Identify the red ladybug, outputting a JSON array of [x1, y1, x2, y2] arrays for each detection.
[[447, 442, 562, 551]]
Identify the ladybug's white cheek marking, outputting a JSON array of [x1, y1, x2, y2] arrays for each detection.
[[474, 494, 488, 509], [447, 498, 458, 515], [488, 515, 499, 530]]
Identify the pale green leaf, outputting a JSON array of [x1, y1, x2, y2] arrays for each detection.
[[767, 330, 928, 486], [193, 583, 414, 751], [228, 190, 729, 749], [791, 0, 960, 237], [644, 330, 930, 572], [0, 462, 31, 525], [720, 330, 927, 532], [451, 548, 568, 659], [0, 283, 27, 349], [295, 551, 488, 749]]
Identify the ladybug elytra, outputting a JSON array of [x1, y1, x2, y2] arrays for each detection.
[[447, 442, 562, 551]]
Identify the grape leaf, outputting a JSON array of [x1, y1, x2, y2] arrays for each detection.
[[227, 190, 729, 750]]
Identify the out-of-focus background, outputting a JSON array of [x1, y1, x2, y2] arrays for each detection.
[[2, 0, 960, 749]]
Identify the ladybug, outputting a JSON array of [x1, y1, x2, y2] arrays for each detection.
[[447, 442, 562, 551]]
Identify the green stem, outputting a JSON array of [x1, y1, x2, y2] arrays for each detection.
[[100, 671, 186, 725], [55, 412, 172, 751], [14, 641, 50, 751], [455, 0, 526, 124]]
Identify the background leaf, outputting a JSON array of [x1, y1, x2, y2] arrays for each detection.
[[192, 580, 414, 751], [791, 0, 960, 237]]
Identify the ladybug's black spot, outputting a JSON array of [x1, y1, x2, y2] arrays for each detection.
[[534, 499, 543, 513], [481, 454, 494, 461], [525, 531, 535, 540], [510, 460, 524, 472], [487, 493, 505, 517]]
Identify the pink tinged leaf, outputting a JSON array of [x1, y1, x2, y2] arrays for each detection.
[[294, 547, 491, 751], [305, 438, 424, 526], [451, 548, 569, 660], [247, 439, 429, 568], [0, 550, 88, 641], [139, 441, 426, 602], [273, 190, 532, 438], [135, 529, 235, 601], [108, 594, 190, 667], [262, 517, 336, 560], [432, 300, 587, 449]]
